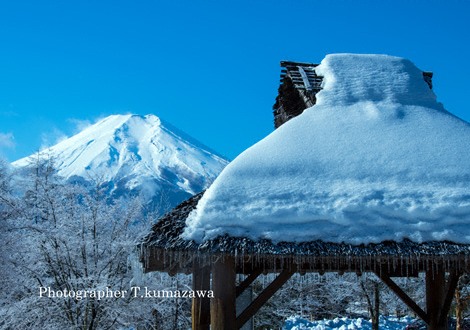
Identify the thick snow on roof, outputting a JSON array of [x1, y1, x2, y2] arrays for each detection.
[[183, 54, 470, 245]]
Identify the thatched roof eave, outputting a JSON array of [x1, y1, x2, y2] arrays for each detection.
[[140, 193, 470, 275]]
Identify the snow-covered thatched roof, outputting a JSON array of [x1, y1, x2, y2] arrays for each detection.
[[141, 191, 470, 275], [141, 54, 470, 272], [183, 54, 470, 245], [143, 192, 470, 255]]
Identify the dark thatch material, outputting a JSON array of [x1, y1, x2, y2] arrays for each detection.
[[140, 193, 470, 274]]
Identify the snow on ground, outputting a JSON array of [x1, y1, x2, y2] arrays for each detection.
[[284, 315, 415, 330], [183, 54, 470, 244]]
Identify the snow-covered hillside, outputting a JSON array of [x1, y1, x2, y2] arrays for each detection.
[[13, 114, 228, 207]]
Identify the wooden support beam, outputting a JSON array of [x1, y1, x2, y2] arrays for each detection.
[[379, 268, 461, 330], [192, 263, 211, 330], [236, 269, 294, 329], [439, 271, 461, 326], [236, 269, 262, 298], [375, 271, 429, 323], [426, 267, 459, 330], [211, 256, 236, 330], [426, 267, 447, 330]]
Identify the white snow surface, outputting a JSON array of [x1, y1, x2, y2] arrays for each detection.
[[184, 54, 470, 244], [13, 114, 228, 196], [284, 315, 415, 330]]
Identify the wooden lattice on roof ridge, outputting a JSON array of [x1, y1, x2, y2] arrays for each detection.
[[273, 60, 433, 129], [279, 61, 322, 93], [273, 61, 322, 128]]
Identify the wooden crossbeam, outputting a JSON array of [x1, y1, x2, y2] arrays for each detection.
[[236, 269, 294, 329], [236, 269, 262, 298], [280, 60, 318, 68], [375, 271, 429, 323]]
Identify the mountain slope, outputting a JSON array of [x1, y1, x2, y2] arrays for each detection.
[[13, 114, 229, 208]]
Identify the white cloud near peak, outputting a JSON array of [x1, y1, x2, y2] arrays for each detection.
[[0, 132, 15, 149]]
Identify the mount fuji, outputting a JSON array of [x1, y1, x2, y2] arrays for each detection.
[[13, 114, 229, 210]]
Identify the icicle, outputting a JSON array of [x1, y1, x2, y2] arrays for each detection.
[[129, 249, 145, 287]]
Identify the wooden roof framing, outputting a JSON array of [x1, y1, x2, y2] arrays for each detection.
[[273, 61, 322, 128], [273, 60, 433, 129], [279, 61, 322, 93]]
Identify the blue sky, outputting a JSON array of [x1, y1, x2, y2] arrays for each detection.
[[1, 0, 469, 161]]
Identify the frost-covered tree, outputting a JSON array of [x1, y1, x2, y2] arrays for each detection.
[[252, 272, 359, 328], [454, 275, 470, 329], [0, 159, 19, 299], [0, 156, 164, 329], [0, 158, 15, 216], [360, 276, 381, 330], [358, 273, 425, 325]]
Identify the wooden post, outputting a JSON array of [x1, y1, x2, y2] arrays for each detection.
[[211, 256, 237, 330], [372, 281, 379, 330], [426, 267, 447, 330], [192, 263, 211, 330]]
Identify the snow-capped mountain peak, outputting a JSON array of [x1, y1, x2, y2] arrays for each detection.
[[13, 114, 229, 205]]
